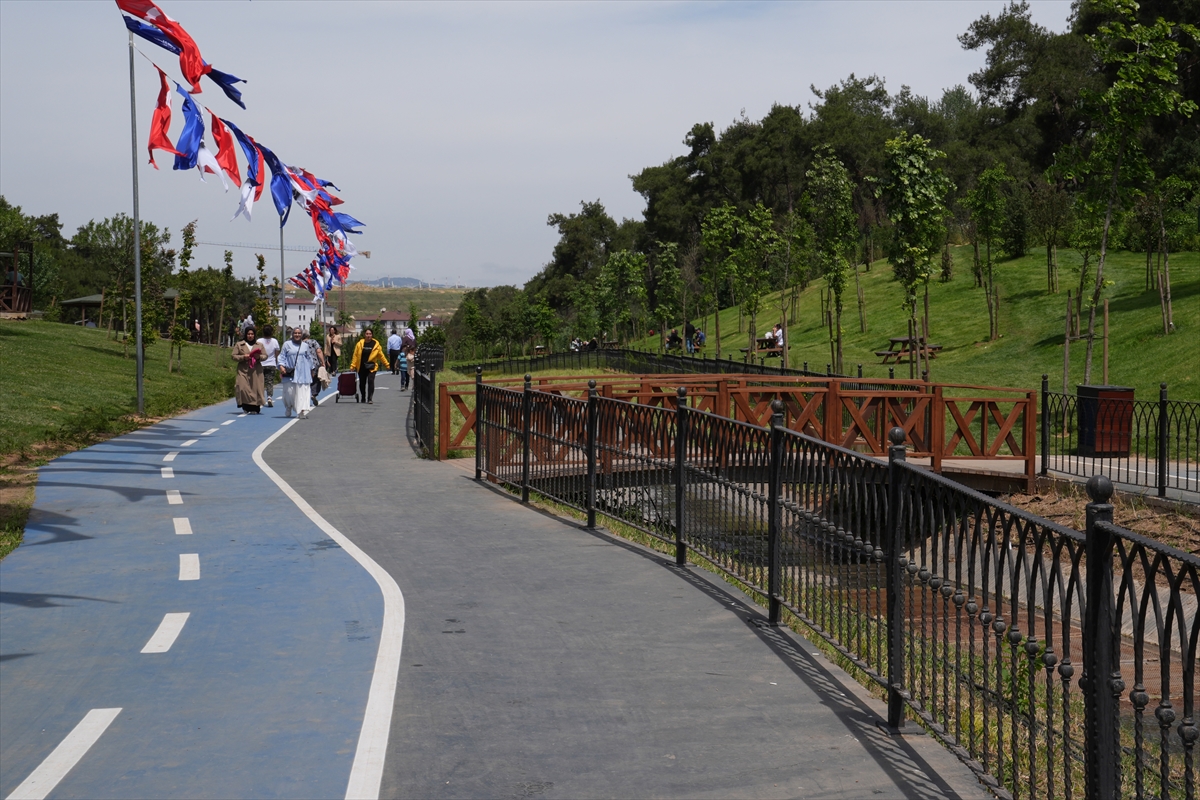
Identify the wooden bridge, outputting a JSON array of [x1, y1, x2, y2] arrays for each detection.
[[436, 373, 1037, 493]]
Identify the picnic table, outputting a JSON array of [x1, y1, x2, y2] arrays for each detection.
[[875, 336, 942, 364], [740, 336, 783, 359]]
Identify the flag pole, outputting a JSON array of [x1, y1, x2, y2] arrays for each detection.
[[279, 218, 285, 331], [128, 31, 145, 416]]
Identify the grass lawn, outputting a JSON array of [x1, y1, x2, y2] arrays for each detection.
[[643, 247, 1198, 401], [0, 320, 239, 559]]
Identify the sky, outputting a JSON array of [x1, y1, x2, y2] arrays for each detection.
[[0, 1, 1073, 288]]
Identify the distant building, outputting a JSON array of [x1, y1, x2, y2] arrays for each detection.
[[283, 296, 336, 331], [352, 309, 410, 334], [415, 314, 442, 332]]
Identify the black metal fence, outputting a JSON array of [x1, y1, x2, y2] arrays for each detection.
[[455, 347, 872, 380], [412, 355, 437, 456], [416, 343, 445, 371], [477, 379, 1199, 800], [1042, 377, 1200, 496]]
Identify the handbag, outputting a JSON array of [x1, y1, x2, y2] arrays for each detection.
[[317, 364, 330, 388]]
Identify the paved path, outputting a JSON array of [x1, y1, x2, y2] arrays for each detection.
[[1, 393, 386, 799], [2, 375, 989, 799]]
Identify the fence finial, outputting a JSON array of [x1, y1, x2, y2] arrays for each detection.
[[888, 426, 906, 448], [1085, 474, 1113, 504]]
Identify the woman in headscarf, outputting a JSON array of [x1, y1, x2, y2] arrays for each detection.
[[231, 326, 265, 414], [279, 325, 316, 419], [350, 328, 389, 404]]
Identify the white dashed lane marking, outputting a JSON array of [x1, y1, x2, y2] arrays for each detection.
[[200, 428, 219, 436], [221, 420, 235, 426], [173, 518, 192, 536], [178, 554, 200, 581], [161, 468, 174, 479], [166, 490, 182, 505], [180, 439, 198, 447], [141, 613, 190, 653], [3, 708, 123, 800], [162, 452, 178, 462]]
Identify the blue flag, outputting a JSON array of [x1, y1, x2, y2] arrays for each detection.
[[334, 213, 365, 234], [206, 67, 246, 110], [172, 83, 203, 171], [221, 119, 260, 188], [123, 15, 180, 55], [256, 142, 293, 226]]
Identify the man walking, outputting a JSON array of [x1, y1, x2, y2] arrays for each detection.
[[387, 328, 403, 376]]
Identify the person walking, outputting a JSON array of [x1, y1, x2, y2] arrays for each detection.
[[279, 326, 316, 419], [397, 349, 409, 390], [257, 324, 281, 408], [231, 326, 265, 414], [350, 328, 389, 404], [325, 325, 342, 373], [386, 328, 403, 375], [304, 330, 324, 407]]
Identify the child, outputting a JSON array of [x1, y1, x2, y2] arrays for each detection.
[[398, 350, 409, 390]]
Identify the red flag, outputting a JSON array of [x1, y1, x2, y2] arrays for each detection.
[[147, 66, 183, 169], [116, 0, 211, 93], [208, 113, 241, 186]]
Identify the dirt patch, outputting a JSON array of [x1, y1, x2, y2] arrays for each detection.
[[1001, 481, 1200, 557]]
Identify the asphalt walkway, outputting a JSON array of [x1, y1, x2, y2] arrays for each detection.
[[2, 374, 990, 799]]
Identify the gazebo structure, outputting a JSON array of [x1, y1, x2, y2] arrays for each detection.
[[1, 241, 33, 318]]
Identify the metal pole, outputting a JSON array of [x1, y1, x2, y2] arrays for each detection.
[[1082, 475, 1120, 800], [128, 31, 144, 415], [586, 380, 597, 529], [474, 366, 483, 482], [1041, 374, 1050, 477], [886, 426, 908, 731], [521, 374, 531, 503], [1158, 383, 1168, 497], [767, 399, 784, 625], [279, 221, 285, 330], [674, 387, 688, 567]]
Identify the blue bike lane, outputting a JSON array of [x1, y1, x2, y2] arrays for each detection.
[[0, 396, 399, 800]]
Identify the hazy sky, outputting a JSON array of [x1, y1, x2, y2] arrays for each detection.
[[0, 1, 1072, 287]]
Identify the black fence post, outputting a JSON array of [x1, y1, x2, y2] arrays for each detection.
[[857, 364, 863, 378], [768, 399, 785, 625], [521, 373, 531, 503], [674, 387, 688, 567], [889, 366, 895, 380], [1158, 383, 1168, 498], [886, 426, 908, 731], [1041, 374, 1050, 478], [586, 380, 597, 529], [1082, 475, 1120, 800], [474, 366, 483, 481]]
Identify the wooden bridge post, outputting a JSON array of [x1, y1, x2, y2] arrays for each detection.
[[438, 381, 451, 460], [824, 379, 841, 446], [931, 385, 944, 474]]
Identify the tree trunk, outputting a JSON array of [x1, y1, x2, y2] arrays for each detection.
[[835, 300, 843, 375], [1084, 143, 1124, 384], [1052, 241, 1059, 292], [922, 286, 932, 379], [713, 297, 721, 358], [1159, 215, 1175, 333], [855, 265, 866, 333]]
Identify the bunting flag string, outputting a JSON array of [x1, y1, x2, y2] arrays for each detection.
[[122, 1, 367, 294]]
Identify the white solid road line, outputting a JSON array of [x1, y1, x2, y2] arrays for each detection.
[[3, 708, 123, 800], [253, 404, 405, 800], [180, 439, 198, 447], [163, 451, 179, 462], [161, 467, 175, 479], [222, 420, 236, 425], [166, 490, 183, 505], [179, 554, 200, 581], [141, 612, 190, 653], [200, 428, 219, 436], [173, 517, 192, 536]]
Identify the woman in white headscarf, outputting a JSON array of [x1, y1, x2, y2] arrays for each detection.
[[278, 325, 315, 419]]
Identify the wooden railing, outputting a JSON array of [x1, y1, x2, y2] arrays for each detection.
[[437, 373, 1036, 489]]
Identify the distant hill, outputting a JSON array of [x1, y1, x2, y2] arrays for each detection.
[[349, 277, 453, 289]]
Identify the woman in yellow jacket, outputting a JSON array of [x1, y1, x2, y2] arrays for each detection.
[[350, 328, 390, 404]]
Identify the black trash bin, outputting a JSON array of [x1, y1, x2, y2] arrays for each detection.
[[1077, 384, 1135, 457]]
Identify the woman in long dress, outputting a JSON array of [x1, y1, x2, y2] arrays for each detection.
[[279, 326, 316, 419], [231, 326, 265, 414]]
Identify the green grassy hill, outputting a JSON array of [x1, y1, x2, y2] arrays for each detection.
[[0, 321, 238, 456], [644, 247, 1197, 401], [312, 285, 466, 321]]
